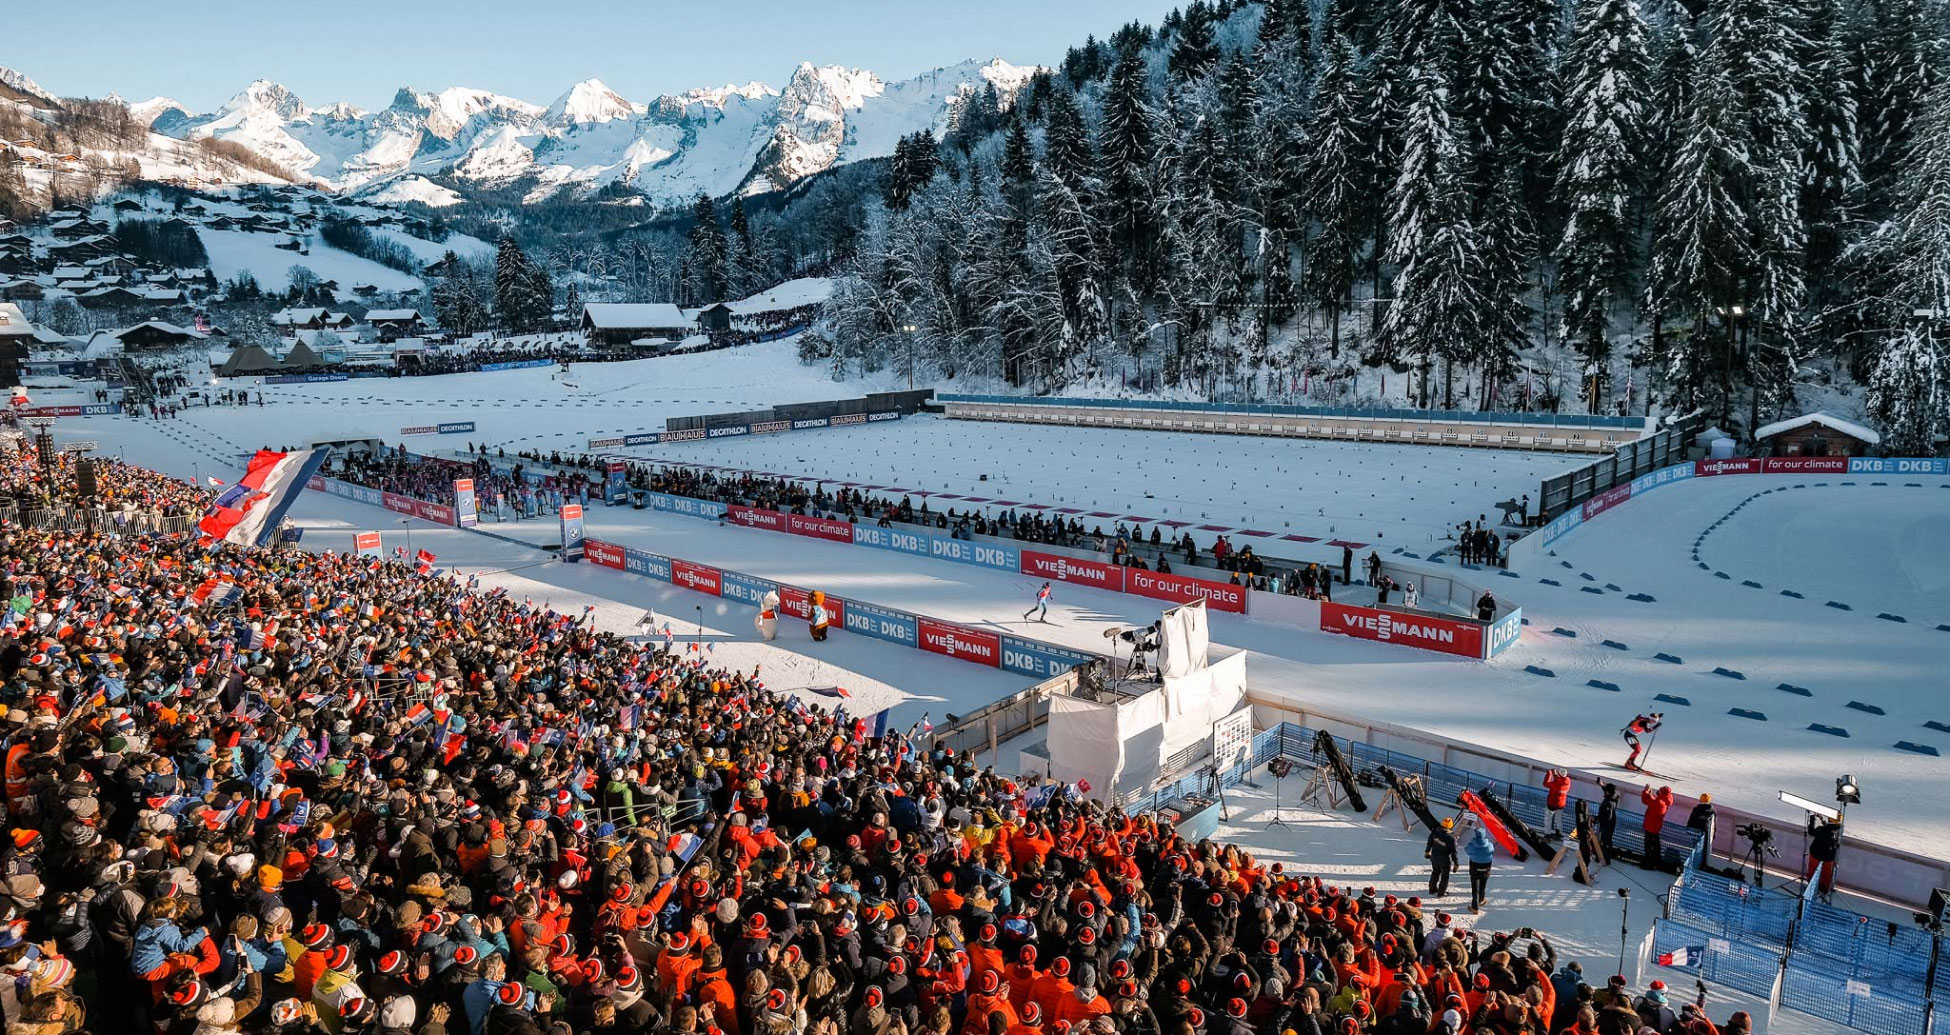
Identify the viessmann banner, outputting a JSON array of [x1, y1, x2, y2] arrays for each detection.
[[1319, 600, 1485, 658]]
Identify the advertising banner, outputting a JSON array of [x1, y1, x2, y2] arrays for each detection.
[[584, 539, 625, 570], [1020, 549, 1127, 593], [1126, 568, 1247, 613], [559, 503, 584, 562], [646, 492, 726, 520], [478, 359, 553, 373], [263, 373, 348, 385], [779, 586, 844, 624], [381, 492, 415, 518], [353, 531, 381, 557], [999, 635, 1097, 679], [671, 560, 722, 596], [1761, 456, 1849, 474], [454, 478, 478, 528], [1487, 608, 1523, 657], [15, 404, 123, 418], [1581, 483, 1633, 521], [1695, 457, 1763, 477], [917, 618, 1001, 667], [438, 422, 475, 435], [414, 500, 455, 524], [928, 536, 1019, 572], [1848, 457, 1948, 476], [1319, 600, 1483, 658], [791, 418, 830, 431], [721, 571, 775, 606], [1629, 462, 1695, 495], [623, 547, 671, 581], [587, 437, 625, 449], [842, 600, 919, 647], [786, 513, 853, 543], [657, 429, 705, 444], [853, 524, 934, 557], [605, 462, 628, 505], [400, 425, 440, 436], [727, 504, 787, 532]]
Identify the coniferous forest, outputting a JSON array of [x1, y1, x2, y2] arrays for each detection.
[[792, 0, 1950, 447]]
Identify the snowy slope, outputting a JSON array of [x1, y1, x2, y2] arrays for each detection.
[[357, 175, 464, 208], [368, 226, 494, 264], [196, 228, 422, 296], [137, 58, 1039, 202]]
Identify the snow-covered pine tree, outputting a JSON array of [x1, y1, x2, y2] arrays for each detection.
[[1858, 0, 1948, 206], [494, 237, 549, 332], [1714, 0, 1810, 335], [1169, 0, 1221, 83], [1648, 52, 1755, 415], [1382, 61, 1488, 406], [1555, 0, 1649, 387], [684, 193, 728, 305], [1100, 46, 1159, 289], [1867, 324, 1944, 453], [1301, 27, 1369, 355], [1799, 0, 1864, 298]]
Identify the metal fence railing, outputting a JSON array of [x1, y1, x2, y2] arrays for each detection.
[[1539, 411, 1705, 519], [0, 501, 196, 537], [1648, 837, 1937, 1035], [937, 394, 1649, 430]]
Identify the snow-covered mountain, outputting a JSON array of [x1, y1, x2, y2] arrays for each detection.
[[0, 66, 60, 109], [149, 58, 1037, 203]]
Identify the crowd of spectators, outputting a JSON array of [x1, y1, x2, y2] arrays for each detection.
[[0, 445, 1763, 1035]]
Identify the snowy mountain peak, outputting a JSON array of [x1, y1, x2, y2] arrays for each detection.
[[128, 96, 186, 127], [547, 78, 635, 125], [223, 79, 308, 120], [785, 63, 884, 113], [0, 66, 60, 108], [976, 57, 1038, 93]]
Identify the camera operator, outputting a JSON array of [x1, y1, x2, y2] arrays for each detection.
[[1807, 815, 1844, 898], [1685, 792, 1716, 857]]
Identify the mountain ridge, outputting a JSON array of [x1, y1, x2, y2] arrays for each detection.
[[79, 57, 1037, 205]]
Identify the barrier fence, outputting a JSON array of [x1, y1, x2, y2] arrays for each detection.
[[1653, 849, 1939, 1035], [1539, 413, 1701, 520]]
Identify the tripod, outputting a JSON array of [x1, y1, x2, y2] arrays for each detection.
[[1266, 757, 1294, 830]]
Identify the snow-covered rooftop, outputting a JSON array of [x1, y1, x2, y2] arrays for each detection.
[[364, 308, 423, 322], [582, 302, 688, 329], [1754, 411, 1880, 446]]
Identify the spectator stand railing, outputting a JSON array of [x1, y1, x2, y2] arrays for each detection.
[[1651, 835, 1936, 1035], [1537, 410, 1704, 521]]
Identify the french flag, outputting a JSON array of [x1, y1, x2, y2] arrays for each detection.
[[199, 448, 327, 548], [416, 549, 437, 573], [1658, 946, 1704, 967]]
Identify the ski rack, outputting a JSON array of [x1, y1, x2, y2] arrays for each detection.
[[1311, 729, 1368, 812]]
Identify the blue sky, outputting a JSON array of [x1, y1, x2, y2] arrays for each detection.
[[11, 0, 1180, 112]]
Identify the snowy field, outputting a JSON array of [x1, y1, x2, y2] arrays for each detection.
[[28, 361, 1950, 866], [618, 414, 1574, 548]]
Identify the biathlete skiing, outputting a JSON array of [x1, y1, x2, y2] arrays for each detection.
[[1023, 581, 1052, 622], [1622, 712, 1664, 771]]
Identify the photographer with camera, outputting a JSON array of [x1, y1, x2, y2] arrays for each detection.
[[1807, 815, 1844, 898]]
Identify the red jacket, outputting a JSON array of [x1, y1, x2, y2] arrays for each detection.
[[1544, 771, 1571, 810], [1641, 786, 1674, 833]]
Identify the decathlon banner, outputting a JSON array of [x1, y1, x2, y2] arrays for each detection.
[[605, 462, 628, 504], [199, 448, 328, 548], [560, 503, 585, 562], [354, 531, 381, 557], [1319, 600, 1483, 658], [454, 478, 478, 528]]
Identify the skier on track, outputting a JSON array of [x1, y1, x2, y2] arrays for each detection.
[[1622, 712, 1664, 771], [1023, 581, 1052, 623]]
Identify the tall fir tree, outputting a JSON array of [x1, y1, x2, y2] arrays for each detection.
[[1555, 0, 1650, 389], [1301, 28, 1369, 355], [684, 193, 728, 304]]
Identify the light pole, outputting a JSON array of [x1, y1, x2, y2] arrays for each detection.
[[901, 324, 918, 390]]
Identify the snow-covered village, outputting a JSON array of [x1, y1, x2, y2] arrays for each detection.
[[0, 1, 1946, 1033]]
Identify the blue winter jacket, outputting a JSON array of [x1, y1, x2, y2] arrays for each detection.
[[1464, 828, 1497, 865]]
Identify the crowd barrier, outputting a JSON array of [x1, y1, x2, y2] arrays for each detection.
[[264, 373, 352, 385], [477, 359, 555, 373], [587, 411, 902, 450], [11, 403, 123, 418], [1652, 847, 1938, 1035], [306, 474, 456, 526], [1509, 455, 1950, 568]]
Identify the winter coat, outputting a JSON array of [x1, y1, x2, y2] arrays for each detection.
[[1464, 829, 1497, 866], [1640, 787, 1674, 834], [1543, 772, 1572, 811], [130, 918, 204, 976]]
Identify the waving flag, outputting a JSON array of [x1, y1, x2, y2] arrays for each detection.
[[416, 549, 436, 574], [1657, 946, 1704, 968], [198, 448, 327, 548], [207, 476, 225, 487]]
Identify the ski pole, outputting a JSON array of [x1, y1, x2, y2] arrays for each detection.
[[1639, 725, 1661, 771]]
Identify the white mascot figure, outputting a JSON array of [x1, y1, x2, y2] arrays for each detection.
[[755, 590, 780, 641]]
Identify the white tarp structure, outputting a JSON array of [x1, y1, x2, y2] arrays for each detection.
[[1155, 598, 1209, 679], [1045, 650, 1247, 801]]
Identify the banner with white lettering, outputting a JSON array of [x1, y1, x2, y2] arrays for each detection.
[[560, 503, 585, 563], [454, 478, 478, 529]]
